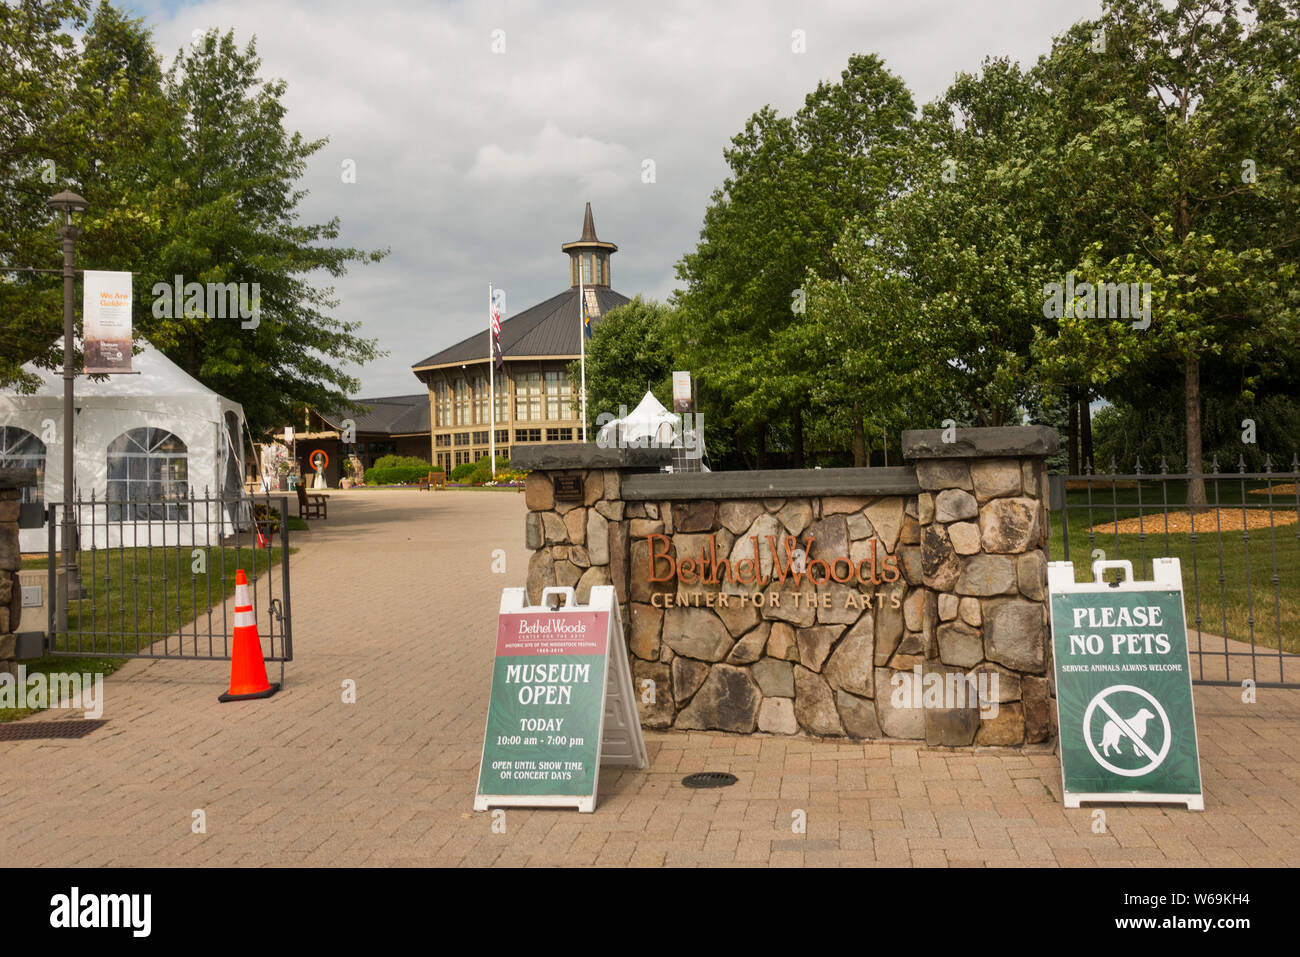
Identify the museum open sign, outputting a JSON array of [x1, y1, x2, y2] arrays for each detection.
[[478, 609, 608, 796], [1047, 558, 1204, 811], [475, 586, 646, 813]]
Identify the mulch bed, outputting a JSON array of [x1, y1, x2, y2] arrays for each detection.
[[1088, 509, 1298, 535], [1249, 483, 1299, 496]]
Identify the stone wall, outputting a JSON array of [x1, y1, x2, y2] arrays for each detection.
[[514, 427, 1058, 747], [0, 469, 36, 680]]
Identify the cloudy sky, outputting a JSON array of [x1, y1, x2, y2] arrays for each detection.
[[118, 0, 1104, 397]]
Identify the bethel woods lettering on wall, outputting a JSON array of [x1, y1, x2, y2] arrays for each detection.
[[645, 532, 901, 611]]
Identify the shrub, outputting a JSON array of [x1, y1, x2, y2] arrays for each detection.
[[450, 462, 477, 482], [371, 454, 429, 471], [470, 455, 511, 485], [364, 454, 432, 485]]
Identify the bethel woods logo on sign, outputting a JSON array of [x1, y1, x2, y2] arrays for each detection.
[[645, 532, 901, 611]]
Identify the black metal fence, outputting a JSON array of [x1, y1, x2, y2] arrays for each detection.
[[1050, 455, 1299, 689], [45, 488, 293, 667]]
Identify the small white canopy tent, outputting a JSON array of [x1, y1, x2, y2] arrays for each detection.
[[596, 390, 679, 448], [0, 339, 249, 552], [595, 390, 707, 469]]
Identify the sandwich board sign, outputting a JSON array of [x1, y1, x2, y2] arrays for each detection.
[[475, 585, 647, 813], [1047, 558, 1203, 811]]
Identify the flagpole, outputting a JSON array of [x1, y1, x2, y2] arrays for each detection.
[[488, 283, 495, 479], [579, 268, 588, 442]]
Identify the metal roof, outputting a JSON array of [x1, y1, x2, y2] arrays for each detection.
[[318, 394, 430, 435], [412, 285, 631, 371]]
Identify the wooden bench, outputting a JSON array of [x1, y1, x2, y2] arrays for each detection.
[[419, 471, 446, 491], [296, 483, 327, 520]]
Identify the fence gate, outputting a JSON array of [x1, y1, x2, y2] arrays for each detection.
[[44, 489, 293, 680], [1050, 456, 1299, 689]]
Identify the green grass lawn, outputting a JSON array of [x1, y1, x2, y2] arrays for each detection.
[[4, 543, 288, 722], [1048, 478, 1300, 654]]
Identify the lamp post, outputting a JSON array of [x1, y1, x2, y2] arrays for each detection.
[[47, 189, 88, 603]]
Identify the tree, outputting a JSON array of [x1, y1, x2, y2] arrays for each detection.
[[141, 28, 387, 432], [1030, 0, 1300, 503], [1, 7, 387, 434], [806, 58, 1061, 439], [673, 54, 916, 467], [570, 296, 677, 433], [0, 0, 89, 389]]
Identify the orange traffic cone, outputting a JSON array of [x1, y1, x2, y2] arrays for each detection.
[[218, 569, 280, 702]]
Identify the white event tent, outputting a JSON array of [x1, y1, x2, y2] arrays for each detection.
[[596, 390, 707, 469], [596, 390, 680, 449], [0, 339, 250, 552]]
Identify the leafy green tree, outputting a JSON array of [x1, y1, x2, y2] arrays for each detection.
[[806, 58, 1060, 444], [141, 28, 387, 432], [1, 7, 387, 435], [673, 54, 916, 467], [0, 0, 90, 389], [570, 296, 677, 432], [1031, 0, 1300, 503]]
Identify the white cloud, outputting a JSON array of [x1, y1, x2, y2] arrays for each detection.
[[469, 123, 634, 194], [118, 0, 1104, 397]]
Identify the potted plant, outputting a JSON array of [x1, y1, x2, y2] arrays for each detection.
[[276, 458, 293, 491], [340, 457, 355, 489]]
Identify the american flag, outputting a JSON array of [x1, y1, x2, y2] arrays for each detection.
[[491, 293, 504, 369]]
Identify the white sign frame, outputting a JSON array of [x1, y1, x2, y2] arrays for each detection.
[[474, 585, 647, 814], [1047, 557, 1205, 811]]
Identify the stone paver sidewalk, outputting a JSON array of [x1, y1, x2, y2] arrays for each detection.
[[1, 488, 1296, 866]]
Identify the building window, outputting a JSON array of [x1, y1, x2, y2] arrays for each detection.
[[453, 377, 470, 426], [545, 369, 572, 420], [434, 434, 450, 447], [515, 371, 541, 422], [515, 428, 541, 443], [107, 428, 189, 520], [594, 256, 603, 284], [583, 253, 593, 284], [433, 380, 450, 428], [498, 447, 509, 461], [0, 426, 46, 504], [495, 376, 509, 422], [546, 428, 574, 442], [454, 432, 471, 446], [472, 430, 489, 444], [494, 429, 508, 444], [472, 374, 488, 424]]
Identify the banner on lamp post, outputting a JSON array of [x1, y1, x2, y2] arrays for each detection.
[[671, 370, 692, 413], [82, 270, 134, 373]]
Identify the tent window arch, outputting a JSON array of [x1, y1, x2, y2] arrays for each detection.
[[107, 428, 189, 520], [0, 426, 46, 504]]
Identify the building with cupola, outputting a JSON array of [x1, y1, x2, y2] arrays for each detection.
[[411, 203, 630, 473]]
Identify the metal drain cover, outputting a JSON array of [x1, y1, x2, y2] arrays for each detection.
[[0, 720, 108, 741], [682, 771, 737, 789]]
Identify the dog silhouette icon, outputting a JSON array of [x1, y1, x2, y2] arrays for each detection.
[[1100, 707, 1155, 756]]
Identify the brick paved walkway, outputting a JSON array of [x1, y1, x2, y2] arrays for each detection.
[[2, 489, 1297, 866]]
